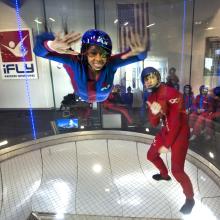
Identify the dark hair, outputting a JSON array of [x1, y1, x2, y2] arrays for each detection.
[[184, 84, 192, 92], [169, 67, 176, 73]]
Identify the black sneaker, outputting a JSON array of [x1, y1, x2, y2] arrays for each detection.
[[180, 198, 195, 214], [152, 174, 171, 181]]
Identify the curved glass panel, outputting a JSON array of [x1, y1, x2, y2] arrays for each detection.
[[0, 0, 220, 172]]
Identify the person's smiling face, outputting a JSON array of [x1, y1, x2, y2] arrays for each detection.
[[86, 45, 109, 71]]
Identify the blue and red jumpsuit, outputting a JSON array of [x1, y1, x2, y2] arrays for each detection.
[[33, 33, 147, 103], [147, 84, 194, 199], [189, 94, 213, 136], [183, 93, 195, 114], [204, 96, 220, 136]]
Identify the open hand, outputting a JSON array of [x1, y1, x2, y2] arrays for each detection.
[[121, 26, 148, 59], [49, 32, 81, 55], [147, 101, 162, 115]]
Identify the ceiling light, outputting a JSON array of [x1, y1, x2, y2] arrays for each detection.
[[146, 23, 155, 28], [206, 27, 215, 30], [34, 19, 42, 24], [49, 17, 55, 22], [195, 21, 202, 25]]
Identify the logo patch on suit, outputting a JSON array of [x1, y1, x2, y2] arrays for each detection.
[[169, 98, 179, 104]]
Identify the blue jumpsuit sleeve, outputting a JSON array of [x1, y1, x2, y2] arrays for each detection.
[[33, 32, 73, 65], [110, 50, 147, 71]]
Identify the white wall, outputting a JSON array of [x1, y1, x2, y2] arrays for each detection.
[[0, 0, 54, 108]]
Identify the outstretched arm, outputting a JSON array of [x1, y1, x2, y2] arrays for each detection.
[[121, 26, 148, 60], [110, 27, 148, 70], [33, 32, 81, 64]]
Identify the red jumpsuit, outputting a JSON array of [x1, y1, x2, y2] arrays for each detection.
[[147, 84, 194, 199], [102, 92, 133, 124]]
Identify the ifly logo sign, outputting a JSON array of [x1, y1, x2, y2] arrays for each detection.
[[0, 29, 38, 79]]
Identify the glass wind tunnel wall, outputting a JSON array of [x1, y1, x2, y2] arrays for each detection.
[[0, 0, 220, 188]]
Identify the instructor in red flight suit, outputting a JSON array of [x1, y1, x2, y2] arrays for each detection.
[[141, 67, 195, 214]]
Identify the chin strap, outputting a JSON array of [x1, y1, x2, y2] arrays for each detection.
[[147, 82, 161, 93]]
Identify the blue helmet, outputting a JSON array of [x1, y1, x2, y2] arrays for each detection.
[[141, 67, 161, 87], [81, 29, 112, 54], [199, 85, 208, 94], [184, 84, 192, 94], [213, 86, 220, 97]]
